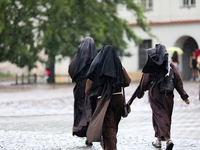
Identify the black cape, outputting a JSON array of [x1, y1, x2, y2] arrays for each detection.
[[142, 44, 170, 90], [68, 37, 97, 137], [68, 37, 97, 82], [86, 45, 124, 100]]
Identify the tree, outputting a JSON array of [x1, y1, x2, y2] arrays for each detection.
[[0, 0, 42, 69], [0, 0, 151, 83], [37, 0, 151, 83]]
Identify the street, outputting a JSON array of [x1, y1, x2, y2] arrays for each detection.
[[0, 81, 200, 150]]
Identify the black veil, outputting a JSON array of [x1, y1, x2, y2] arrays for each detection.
[[86, 45, 124, 100], [68, 37, 97, 82], [142, 44, 170, 90], [142, 44, 169, 75]]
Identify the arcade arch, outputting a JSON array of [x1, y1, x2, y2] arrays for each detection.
[[174, 36, 199, 80]]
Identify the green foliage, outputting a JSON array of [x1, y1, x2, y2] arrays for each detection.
[[0, 0, 152, 82], [0, 72, 13, 78], [0, 0, 42, 67], [37, 0, 150, 58]]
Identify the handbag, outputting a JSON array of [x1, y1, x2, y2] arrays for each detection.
[[159, 68, 174, 94], [121, 87, 131, 118]]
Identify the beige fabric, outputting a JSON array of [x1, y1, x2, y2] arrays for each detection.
[[86, 88, 110, 143]]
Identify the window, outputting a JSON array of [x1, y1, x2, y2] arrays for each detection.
[[142, 0, 153, 10], [138, 40, 152, 70], [183, 0, 195, 7]]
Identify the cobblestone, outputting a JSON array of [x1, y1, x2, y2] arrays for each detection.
[[0, 81, 200, 149]]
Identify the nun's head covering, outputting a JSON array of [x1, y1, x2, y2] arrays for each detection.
[[145, 44, 168, 65], [68, 37, 97, 82], [86, 45, 124, 100], [142, 44, 170, 75]]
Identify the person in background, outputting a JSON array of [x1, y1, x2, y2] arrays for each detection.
[[171, 51, 180, 72], [190, 51, 199, 81], [85, 45, 131, 150], [197, 54, 200, 76], [128, 44, 190, 150], [68, 37, 97, 146]]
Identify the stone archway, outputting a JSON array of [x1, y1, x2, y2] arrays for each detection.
[[174, 36, 199, 80]]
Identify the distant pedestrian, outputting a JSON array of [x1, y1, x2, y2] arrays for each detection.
[[85, 45, 131, 150], [190, 51, 199, 81], [128, 44, 190, 150], [68, 37, 97, 146], [197, 54, 200, 73], [171, 51, 180, 72]]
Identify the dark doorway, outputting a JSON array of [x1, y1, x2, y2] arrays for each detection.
[[182, 37, 198, 80]]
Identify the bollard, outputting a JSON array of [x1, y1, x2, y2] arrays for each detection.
[[34, 74, 37, 83], [22, 74, 24, 84], [28, 74, 30, 84], [15, 74, 18, 85]]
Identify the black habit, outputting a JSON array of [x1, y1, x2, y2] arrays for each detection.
[[68, 37, 97, 137]]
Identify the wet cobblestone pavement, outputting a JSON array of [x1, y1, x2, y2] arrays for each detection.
[[0, 81, 200, 150]]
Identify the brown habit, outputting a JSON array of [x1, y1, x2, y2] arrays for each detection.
[[133, 63, 188, 141], [85, 45, 131, 149]]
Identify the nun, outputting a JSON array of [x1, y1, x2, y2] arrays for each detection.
[[128, 44, 190, 150], [68, 37, 97, 145], [85, 45, 131, 150]]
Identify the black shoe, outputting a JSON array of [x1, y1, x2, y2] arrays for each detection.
[[166, 140, 174, 150], [85, 139, 93, 146]]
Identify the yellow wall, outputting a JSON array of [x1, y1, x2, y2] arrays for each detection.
[[128, 71, 142, 82]]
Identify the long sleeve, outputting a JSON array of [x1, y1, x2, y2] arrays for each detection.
[[136, 73, 154, 98], [128, 73, 154, 105]]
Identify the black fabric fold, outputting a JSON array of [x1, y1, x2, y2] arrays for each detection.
[[86, 45, 124, 100], [68, 37, 97, 82], [142, 44, 169, 91], [143, 44, 169, 74]]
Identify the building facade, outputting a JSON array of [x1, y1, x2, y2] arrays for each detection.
[[119, 0, 200, 81], [1, 0, 199, 82]]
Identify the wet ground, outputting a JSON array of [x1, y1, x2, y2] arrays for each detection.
[[0, 81, 200, 150]]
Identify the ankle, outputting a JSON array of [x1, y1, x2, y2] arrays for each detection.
[[156, 139, 161, 144], [166, 139, 172, 144]]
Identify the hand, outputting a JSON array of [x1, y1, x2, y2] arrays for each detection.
[[184, 99, 190, 105], [127, 99, 132, 105], [138, 93, 144, 99]]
